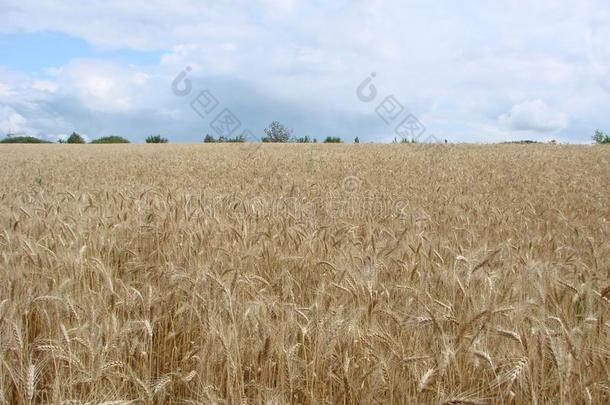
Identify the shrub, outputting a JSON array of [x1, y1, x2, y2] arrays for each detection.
[[146, 135, 168, 143], [90, 136, 130, 144], [354, 137, 360, 144], [593, 129, 610, 144], [323, 136, 342, 143], [400, 137, 416, 144], [294, 136, 311, 143], [66, 132, 85, 144], [502, 140, 540, 144], [226, 135, 246, 143], [204, 134, 245, 143], [220, 134, 245, 143], [0, 136, 52, 144], [262, 121, 291, 143]]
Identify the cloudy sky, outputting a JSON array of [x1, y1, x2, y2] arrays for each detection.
[[0, 0, 608, 143]]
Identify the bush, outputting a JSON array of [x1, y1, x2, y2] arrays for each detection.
[[262, 121, 291, 143], [294, 136, 311, 143], [220, 134, 245, 143], [146, 135, 168, 143], [399, 137, 416, 144], [354, 137, 360, 144], [66, 132, 85, 144], [90, 136, 130, 144], [501, 140, 540, 144], [323, 136, 342, 143], [0, 136, 52, 144], [203, 134, 245, 143], [593, 129, 610, 144]]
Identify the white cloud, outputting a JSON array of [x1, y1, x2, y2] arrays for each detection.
[[32, 80, 58, 92], [499, 100, 569, 133], [54, 59, 150, 112], [0, 0, 609, 142], [0, 105, 28, 135], [0, 82, 14, 97]]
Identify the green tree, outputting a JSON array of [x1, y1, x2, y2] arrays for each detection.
[[146, 134, 168, 143], [0, 136, 52, 144], [66, 132, 85, 144], [224, 134, 245, 143], [295, 135, 311, 143], [262, 121, 292, 143], [354, 137, 360, 143], [324, 136, 342, 143], [90, 136, 130, 144], [593, 129, 610, 144], [203, 134, 216, 143]]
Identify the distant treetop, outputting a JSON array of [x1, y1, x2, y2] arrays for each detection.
[[66, 132, 85, 144], [90, 135, 130, 144], [203, 133, 245, 143], [146, 135, 168, 143], [593, 129, 609, 144], [262, 121, 292, 143], [0, 136, 52, 144]]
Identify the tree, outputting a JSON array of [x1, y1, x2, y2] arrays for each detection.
[[0, 136, 52, 144], [90, 136, 130, 144], [66, 132, 85, 144], [354, 137, 360, 143], [400, 138, 416, 144], [593, 129, 610, 144], [146, 134, 168, 143], [204, 133, 246, 143], [262, 121, 291, 143], [294, 135, 311, 143], [223, 134, 245, 143], [324, 136, 342, 143]]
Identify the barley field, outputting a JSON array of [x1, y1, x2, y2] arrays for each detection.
[[0, 144, 608, 404]]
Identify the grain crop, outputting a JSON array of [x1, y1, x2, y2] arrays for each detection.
[[0, 143, 608, 404]]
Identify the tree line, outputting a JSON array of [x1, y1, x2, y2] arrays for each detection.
[[0, 122, 346, 144], [2, 123, 608, 144], [203, 121, 343, 143]]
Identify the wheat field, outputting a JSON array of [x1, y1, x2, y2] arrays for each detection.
[[0, 144, 608, 404]]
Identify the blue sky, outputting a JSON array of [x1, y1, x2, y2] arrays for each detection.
[[0, 0, 609, 143], [0, 31, 164, 74]]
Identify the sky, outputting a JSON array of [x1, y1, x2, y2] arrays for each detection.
[[0, 0, 608, 143]]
